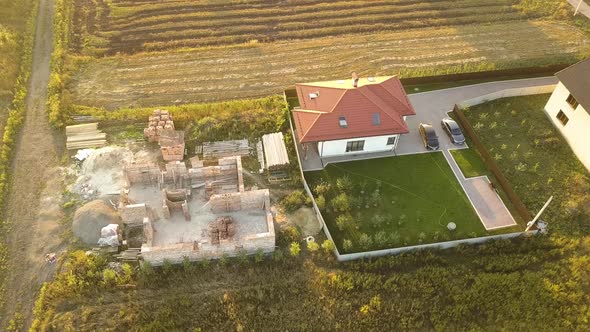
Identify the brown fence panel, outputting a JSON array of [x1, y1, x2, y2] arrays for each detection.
[[453, 105, 532, 222]]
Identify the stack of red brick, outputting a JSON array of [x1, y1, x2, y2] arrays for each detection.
[[144, 110, 175, 143]]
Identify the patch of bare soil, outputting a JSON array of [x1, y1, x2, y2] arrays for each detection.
[[0, 0, 65, 329]]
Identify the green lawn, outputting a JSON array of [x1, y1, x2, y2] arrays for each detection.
[[305, 153, 487, 253], [463, 94, 590, 234]]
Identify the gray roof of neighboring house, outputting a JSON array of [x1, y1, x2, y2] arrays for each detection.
[[556, 58, 590, 112]]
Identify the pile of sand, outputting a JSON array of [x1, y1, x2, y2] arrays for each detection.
[[72, 146, 135, 198], [73, 200, 121, 245]]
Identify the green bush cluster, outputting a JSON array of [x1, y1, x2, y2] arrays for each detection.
[[280, 190, 311, 214], [47, 0, 75, 128]]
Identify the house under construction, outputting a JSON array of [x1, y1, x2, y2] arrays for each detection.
[[119, 155, 275, 265]]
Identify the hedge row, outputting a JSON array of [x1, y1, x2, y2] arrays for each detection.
[[47, 0, 75, 128]]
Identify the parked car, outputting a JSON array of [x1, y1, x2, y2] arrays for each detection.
[[418, 123, 439, 150], [441, 118, 465, 145]]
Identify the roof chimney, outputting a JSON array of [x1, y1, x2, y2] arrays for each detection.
[[352, 72, 359, 88]]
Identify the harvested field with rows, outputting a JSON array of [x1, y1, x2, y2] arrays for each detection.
[[70, 21, 590, 110], [86, 0, 537, 54]]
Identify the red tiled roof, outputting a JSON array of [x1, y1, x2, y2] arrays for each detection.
[[292, 76, 415, 143]]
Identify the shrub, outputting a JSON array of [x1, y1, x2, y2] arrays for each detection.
[[336, 214, 353, 231], [307, 240, 320, 252], [289, 242, 301, 257], [331, 193, 351, 213], [281, 190, 309, 213], [336, 176, 353, 192], [316, 195, 326, 210], [321, 240, 335, 254], [314, 182, 331, 196], [343, 239, 353, 252], [279, 225, 301, 245], [358, 234, 373, 250]]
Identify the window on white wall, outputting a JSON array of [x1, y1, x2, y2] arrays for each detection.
[[346, 140, 364, 152], [386, 136, 396, 145], [557, 110, 569, 126], [566, 94, 579, 110]]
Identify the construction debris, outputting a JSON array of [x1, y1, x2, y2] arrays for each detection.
[[66, 123, 106, 150], [202, 139, 250, 159]]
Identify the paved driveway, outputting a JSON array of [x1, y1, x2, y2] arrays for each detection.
[[392, 78, 556, 229]]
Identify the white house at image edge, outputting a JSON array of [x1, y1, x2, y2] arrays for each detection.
[[544, 58, 590, 171]]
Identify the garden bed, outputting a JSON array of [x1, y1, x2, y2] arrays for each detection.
[[304, 153, 502, 254], [462, 94, 590, 234]]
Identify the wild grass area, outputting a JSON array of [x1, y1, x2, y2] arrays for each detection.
[[462, 94, 590, 235], [30, 236, 590, 331], [304, 153, 495, 253], [48, 0, 590, 114], [0, 0, 35, 120]]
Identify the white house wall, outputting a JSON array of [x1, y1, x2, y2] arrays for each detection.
[[318, 134, 399, 158], [544, 82, 590, 171]]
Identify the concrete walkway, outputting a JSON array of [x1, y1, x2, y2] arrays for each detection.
[[567, 0, 590, 19], [441, 150, 516, 230]]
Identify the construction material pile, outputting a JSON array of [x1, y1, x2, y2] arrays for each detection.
[[66, 123, 106, 150], [144, 109, 175, 142], [202, 139, 250, 159], [73, 200, 121, 245], [208, 216, 236, 244], [144, 109, 185, 161], [262, 132, 289, 169], [159, 130, 185, 161], [72, 146, 134, 198]]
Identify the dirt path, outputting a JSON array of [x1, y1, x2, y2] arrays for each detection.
[[0, 0, 65, 329]]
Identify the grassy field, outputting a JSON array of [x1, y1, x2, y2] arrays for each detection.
[[304, 153, 490, 253], [462, 94, 590, 235], [0, 0, 35, 112], [30, 236, 590, 331]]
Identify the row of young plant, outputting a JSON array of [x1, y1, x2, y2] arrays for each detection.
[[0, 0, 39, 311], [47, 0, 75, 128], [112, 0, 516, 35], [109, 0, 515, 30], [120, 6, 519, 45], [140, 12, 525, 52]]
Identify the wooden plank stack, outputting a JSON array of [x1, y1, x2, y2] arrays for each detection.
[[202, 139, 250, 159], [66, 123, 106, 150]]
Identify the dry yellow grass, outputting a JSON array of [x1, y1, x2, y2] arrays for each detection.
[[70, 21, 590, 110]]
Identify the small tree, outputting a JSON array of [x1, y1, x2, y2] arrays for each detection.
[[290, 242, 301, 257], [332, 193, 351, 213], [336, 214, 353, 231], [343, 239, 353, 252], [321, 240, 335, 254], [316, 195, 326, 210], [358, 233, 373, 250], [307, 240, 320, 252], [336, 175, 353, 192]]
